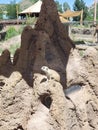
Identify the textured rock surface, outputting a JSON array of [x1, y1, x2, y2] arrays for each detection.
[[0, 0, 98, 130], [0, 49, 12, 76], [66, 46, 98, 130]]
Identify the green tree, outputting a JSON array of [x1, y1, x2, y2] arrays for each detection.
[[96, 3, 98, 21], [73, 0, 88, 21], [0, 11, 3, 19], [0, 6, 7, 20], [86, 3, 98, 21], [55, 1, 63, 13], [7, 0, 19, 19], [63, 2, 70, 12], [86, 8, 93, 21]]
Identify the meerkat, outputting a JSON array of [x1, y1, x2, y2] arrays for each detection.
[[41, 66, 60, 82]]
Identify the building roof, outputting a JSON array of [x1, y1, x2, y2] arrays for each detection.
[[59, 16, 69, 23], [19, 0, 42, 14], [19, 0, 70, 23], [59, 10, 83, 18]]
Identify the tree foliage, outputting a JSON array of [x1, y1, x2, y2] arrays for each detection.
[[86, 8, 93, 21], [73, 0, 88, 21], [7, 0, 19, 19], [55, 1, 63, 13], [0, 13, 3, 19], [63, 2, 70, 12], [0, 5, 7, 20], [86, 3, 98, 21]]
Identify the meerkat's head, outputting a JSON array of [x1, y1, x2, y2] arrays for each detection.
[[41, 66, 49, 73]]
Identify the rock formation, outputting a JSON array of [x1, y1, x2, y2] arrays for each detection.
[[14, 0, 74, 87], [0, 49, 12, 76], [0, 0, 98, 130], [66, 46, 98, 130]]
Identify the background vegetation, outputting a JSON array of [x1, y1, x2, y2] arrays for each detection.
[[0, 0, 97, 55], [73, 0, 88, 21], [5, 26, 19, 40], [0, 0, 97, 22]]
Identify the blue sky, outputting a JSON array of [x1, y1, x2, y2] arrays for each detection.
[[0, 0, 93, 9], [59, 0, 93, 8], [0, 0, 21, 4]]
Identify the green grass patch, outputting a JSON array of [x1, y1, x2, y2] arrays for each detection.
[[26, 16, 37, 26], [9, 43, 20, 55], [5, 27, 19, 40]]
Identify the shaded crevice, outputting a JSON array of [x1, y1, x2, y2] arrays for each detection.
[[0, 81, 5, 86], [40, 94, 52, 109], [88, 119, 96, 129], [14, 125, 24, 130]]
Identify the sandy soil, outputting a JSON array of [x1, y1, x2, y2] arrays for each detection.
[[0, 35, 21, 51]]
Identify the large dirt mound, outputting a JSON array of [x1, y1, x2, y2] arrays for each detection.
[[0, 0, 98, 130]]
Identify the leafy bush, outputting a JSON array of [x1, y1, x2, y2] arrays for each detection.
[[5, 27, 19, 40], [26, 16, 37, 25]]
